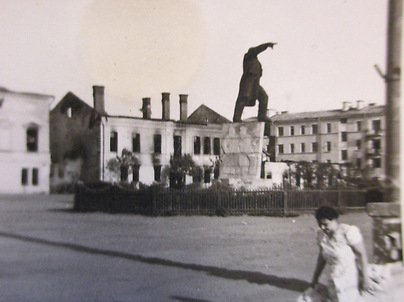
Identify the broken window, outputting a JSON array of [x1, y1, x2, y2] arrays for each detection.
[[110, 131, 118, 152], [194, 136, 201, 154], [27, 127, 38, 152], [132, 133, 140, 153], [154, 134, 162, 154], [213, 138, 220, 155], [174, 135, 182, 158], [203, 137, 211, 154]]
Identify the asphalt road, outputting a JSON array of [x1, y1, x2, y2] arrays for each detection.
[[0, 194, 375, 302]]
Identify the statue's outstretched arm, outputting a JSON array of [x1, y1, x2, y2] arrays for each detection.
[[246, 42, 276, 57]]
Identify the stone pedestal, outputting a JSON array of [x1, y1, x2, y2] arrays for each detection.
[[367, 202, 402, 263], [220, 122, 264, 187]]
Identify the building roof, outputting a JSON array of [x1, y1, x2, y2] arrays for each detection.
[[271, 104, 385, 123], [186, 104, 231, 124], [0, 86, 54, 100], [52, 92, 94, 113]]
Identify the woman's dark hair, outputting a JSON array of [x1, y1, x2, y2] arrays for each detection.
[[315, 206, 339, 221]]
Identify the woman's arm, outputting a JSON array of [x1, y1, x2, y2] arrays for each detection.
[[350, 241, 371, 292], [311, 251, 326, 287]]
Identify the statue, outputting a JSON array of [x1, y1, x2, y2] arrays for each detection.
[[233, 42, 276, 122]]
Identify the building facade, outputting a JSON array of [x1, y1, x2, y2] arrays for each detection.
[[50, 86, 238, 190], [0, 87, 53, 193], [270, 101, 385, 178]]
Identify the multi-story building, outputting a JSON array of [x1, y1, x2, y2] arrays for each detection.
[[50, 86, 234, 189], [270, 101, 385, 178], [0, 87, 54, 193]]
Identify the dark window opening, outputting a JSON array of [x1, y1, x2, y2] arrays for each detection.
[[278, 127, 284, 136], [203, 137, 211, 154], [279, 144, 284, 154], [372, 120, 381, 131], [260, 162, 265, 179], [120, 166, 128, 182], [132, 165, 140, 182], [174, 135, 182, 158], [193, 167, 202, 183], [21, 169, 28, 185], [341, 150, 348, 160], [194, 136, 201, 154], [357, 121, 362, 131], [301, 125, 305, 135], [312, 124, 318, 134], [154, 134, 162, 154], [32, 168, 39, 185], [132, 133, 140, 153], [110, 131, 118, 152], [341, 132, 347, 142], [213, 138, 220, 155], [214, 164, 220, 179], [373, 158, 381, 168], [327, 123, 332, 133], [204, 168, 211, 183], [373, 139, 381, 152], [154, 165, 161, 181], [312, 142, 318, 152], [27, 128, 38, 152]]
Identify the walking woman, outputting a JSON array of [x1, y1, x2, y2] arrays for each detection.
[[299, 206, 373, 302]]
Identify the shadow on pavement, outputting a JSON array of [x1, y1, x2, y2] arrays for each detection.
[[170, 296, 215, 302], [0, 231, 310, 292]]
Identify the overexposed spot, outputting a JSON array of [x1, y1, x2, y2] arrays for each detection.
[[78, 0, 206, 107]]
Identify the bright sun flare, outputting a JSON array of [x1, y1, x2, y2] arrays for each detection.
[[79, 0, 206, 107]]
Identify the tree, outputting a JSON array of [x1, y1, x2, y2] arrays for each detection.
[[107, 149, 140, 182], [168, 154, 196, 189]]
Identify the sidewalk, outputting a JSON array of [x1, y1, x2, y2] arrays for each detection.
[[365, 262, 404, 302]]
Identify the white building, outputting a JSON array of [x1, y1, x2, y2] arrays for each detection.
[[270, 101, 385, 179], [0, 87, 53, 193]]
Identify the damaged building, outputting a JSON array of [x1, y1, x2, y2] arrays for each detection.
[[50, 86, 278, 191]]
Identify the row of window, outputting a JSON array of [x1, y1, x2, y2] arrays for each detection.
[[279, 138, 380, 155], [21, 168, 39, 186], [119, 165, 219, 183], [277, 120, 381, 137], [110, 132, 220, 156], [279, 142, 320, 154]]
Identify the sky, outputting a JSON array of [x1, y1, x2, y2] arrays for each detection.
[[0, 0, 389, 121]]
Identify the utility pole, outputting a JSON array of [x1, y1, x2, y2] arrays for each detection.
[[384, 0, 402, 203]]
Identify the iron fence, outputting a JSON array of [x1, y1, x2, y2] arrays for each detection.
[[74, 183, 368, 216]]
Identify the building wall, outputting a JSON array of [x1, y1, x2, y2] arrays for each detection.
[[49, 94, 101, 189], [271, 104, 385, 178], [101, 116, 223, 185], [0, 90, 53, 193]]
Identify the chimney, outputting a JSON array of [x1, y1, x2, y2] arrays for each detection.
[[93, 85, 106, 114], [142, 97, 151, 119], [356, 100, 365, 110], [179, 94, 188, 121], [342, 101, 352, 111], [161, 92, 170, 120]]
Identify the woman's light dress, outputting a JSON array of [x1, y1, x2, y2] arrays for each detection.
[[316, 223, 364, 302]]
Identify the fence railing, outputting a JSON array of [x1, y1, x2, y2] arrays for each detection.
[[74, 183, 369, 216]]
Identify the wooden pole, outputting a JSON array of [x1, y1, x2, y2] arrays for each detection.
[[384, 0, 402, 203]]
